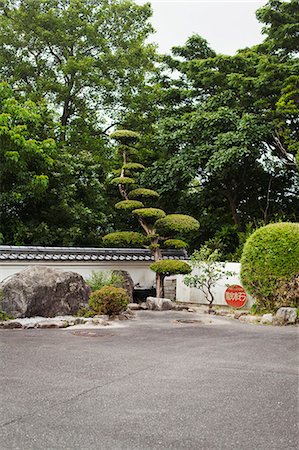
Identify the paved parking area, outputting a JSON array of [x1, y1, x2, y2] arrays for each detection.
[[0, 310, 298, 449]]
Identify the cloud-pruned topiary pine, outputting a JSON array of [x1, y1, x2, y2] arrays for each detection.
[[104, 129, 200, 298], [240, 222, 299, 312]]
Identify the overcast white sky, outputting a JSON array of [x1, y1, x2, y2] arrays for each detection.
[[136, 0, 267, 55]]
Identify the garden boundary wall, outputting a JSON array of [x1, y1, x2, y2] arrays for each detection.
[[0, 246, 186, 290]]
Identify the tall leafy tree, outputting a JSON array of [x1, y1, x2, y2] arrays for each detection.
[[0, 0, 156, 144], [140, 2, 298, 258], [0, 83, 109, 245]]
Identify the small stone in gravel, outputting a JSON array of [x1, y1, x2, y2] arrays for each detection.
[[234, 310, 249, 319], [239, 315, 260, 324], [0, 321, 23, 329], [37, 320, 67, 329], [127, 303, 140, 311], [260, 314, 273, 324]]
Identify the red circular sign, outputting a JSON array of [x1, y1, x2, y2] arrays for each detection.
[[225, 285, 247, 308]]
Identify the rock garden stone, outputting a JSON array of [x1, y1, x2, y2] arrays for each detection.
[[239, 315, 261, 324], [127, 302, 140, 310], [146, 297, 174, 311], [234, 310, 249, 319], [260, 314, 273, 324], [0, 266, 91, 318], [274, 307, 297, 325], [112, 270, 134, 303]]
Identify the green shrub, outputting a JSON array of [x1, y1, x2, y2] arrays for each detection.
[[102, 231, 146, 247], [110, 176, 135, 185], [110, 129, 140, 145], [150, 260, 191, 276], [89, 286, 129, 316], [240, 222, 299, 311], [128, 188, 160, 200], [163, 239, 188, 249], [132, 208, 166, 222], [122, 162, 145, 171], [86, 271, 124, 292], [0, 310, 14, 321], [155, 214, 200, 235], [76, 307, 96, 318], [115, 200, 144, 211]]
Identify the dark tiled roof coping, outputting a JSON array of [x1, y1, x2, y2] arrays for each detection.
[[0, 246, 188, 262]]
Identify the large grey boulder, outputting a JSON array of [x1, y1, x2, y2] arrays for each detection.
[[146, 297, 174, 311], [274, 307, 297, 325], [112, 270, 134, 302], [0, 266, 91, 318]]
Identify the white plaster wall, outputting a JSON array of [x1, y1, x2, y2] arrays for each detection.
[[0, 261, 156, 287], [176, 262, 253, 308]]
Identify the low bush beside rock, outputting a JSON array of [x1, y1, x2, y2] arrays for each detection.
[[89, 286, 129, 316]]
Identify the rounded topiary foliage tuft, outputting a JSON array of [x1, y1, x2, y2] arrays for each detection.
[[110, 129, 140, 145], [150, 260, 191, 276], [128, 188, 160, 200], [155, 214, 200, 235], [115, 200, 144, 211], [163, 239, 188, 249], [89, 286, 129, 316], [122, 162, 145, 171], [110, 176, 135, 185], [240, 222, 299, 311], [132, 208, 166, 222], [103, 231, 146, 247]]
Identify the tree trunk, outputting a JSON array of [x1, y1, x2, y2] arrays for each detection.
[[156, 273, 162, 298], [224, 189, 240, 227]]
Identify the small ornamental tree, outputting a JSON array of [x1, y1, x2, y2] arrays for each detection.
[[104, 129, 199, 297], [183, 246, 236, 313]]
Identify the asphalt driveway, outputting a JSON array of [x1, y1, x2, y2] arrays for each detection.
[[0, 310, 298, 450]]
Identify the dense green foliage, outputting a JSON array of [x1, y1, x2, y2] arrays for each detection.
[[0, 83, 108, 245], [102, 231, 146, 247], [89, 286, 129, 316], [150, 260, 191, 276], [240, 223, 299, 310], [132, 208, 166, 222], [122, 163, 145, 171], [1, 0, 298, 258], [128, 188, 160, 200], [155, 215, 200, 235], [115, 200, 144, 211], [163, 239, 188, 249], [86, 271, 124, 292], [111, 177, 135, 185]]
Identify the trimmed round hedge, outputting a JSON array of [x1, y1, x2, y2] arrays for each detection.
[[240, 222, 299, 310], [110, 176, 135, 185], [123, 162, 145, 171], [128, 188, 160, 200], [163, 239, 188, 249], [103, 231, 146, 247], [115, 200, 144, 211], [110, 129, 139, 145], [89, 286, 129, 316], [132, 208, 166, 222], [155, 214, 200, 235], [150, 260, 191, 276]]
